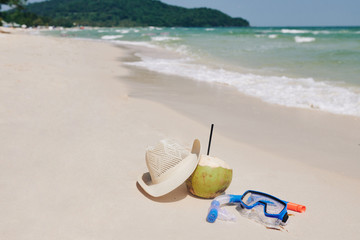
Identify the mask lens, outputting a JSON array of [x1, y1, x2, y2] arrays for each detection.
[[242, 192, 260, 206], [237, 204, 284, 229], [241, 192, 286, 215]]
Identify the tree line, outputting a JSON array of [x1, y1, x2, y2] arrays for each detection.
[[1, 0, 249, 27]]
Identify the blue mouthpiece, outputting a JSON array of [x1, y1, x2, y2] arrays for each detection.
[[207, 208, 218, 223]]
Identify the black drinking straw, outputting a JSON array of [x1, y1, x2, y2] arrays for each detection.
[[207, 124, 214, 155]]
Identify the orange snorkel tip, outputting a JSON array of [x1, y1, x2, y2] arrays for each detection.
[[287, 202, 306, 213]]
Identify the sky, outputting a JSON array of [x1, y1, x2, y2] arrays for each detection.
[[2, 0, 360, 26], [161, 0, 360, 26]]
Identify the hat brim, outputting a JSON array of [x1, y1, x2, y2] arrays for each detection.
[[137, 139, 200, 197]]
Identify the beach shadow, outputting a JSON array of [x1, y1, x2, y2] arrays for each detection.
[[136, 178, 188, 203], [136, 173, 215, 203], [185, 191, 219, 202]]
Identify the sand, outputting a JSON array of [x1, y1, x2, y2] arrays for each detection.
[[1, 28, 360, 239]]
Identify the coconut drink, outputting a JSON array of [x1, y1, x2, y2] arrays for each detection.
[[186, 154, 233, 199]]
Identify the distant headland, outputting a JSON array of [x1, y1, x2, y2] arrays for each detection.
[[1, 0, 250, 28]]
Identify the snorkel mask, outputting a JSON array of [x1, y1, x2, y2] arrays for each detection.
[[207, 190, 306, 229]]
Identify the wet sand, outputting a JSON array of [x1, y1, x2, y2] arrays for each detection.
[[123, 44, 360, 179]]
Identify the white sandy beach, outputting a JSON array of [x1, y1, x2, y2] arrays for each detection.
[[1, 28, 360, 239]]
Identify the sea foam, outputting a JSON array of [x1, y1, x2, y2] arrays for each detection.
[[101, 35, 123, 40], [151, 36, 181, 42], [281, 29, 310, 34], [112, 40, 157, 48], [126, 56, 360, 117], [115, 29, 130, 34], [148, 26, 163, 30]]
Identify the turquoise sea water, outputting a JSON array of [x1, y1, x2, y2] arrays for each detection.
[[41, 26, 360, 117]]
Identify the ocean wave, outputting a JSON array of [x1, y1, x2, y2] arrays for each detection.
[[163, 44, 193, 57], [281, 29, 310, 34], [283, 29, 332, 35], [66, 29, 80, 32], [115, 29, 130, 34], [101, 35, 123, 40], [268, 34, 278, 39], [125, 56, 360, 117], [151, 36, 181, 42], [260, 30, 274, 34], [148, 26, 163, 30], [294, 36, 316, 43], [111, 40, 157, 48], [312, 30, 331, 35]]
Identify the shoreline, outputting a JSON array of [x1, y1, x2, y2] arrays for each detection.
[[37, 26, 360, 119], [120, 42, 360, 180], [1, 30, 360, 239]]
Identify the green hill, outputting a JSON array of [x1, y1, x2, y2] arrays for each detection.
[[3, 0, 250, 27]]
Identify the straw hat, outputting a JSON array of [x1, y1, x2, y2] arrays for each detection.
[[137, 139, 201, 197]]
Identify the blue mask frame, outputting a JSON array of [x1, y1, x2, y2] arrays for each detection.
[[234, 190, 289, 223]]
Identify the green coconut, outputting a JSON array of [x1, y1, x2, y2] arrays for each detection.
[[186, 155, 233, 199]]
